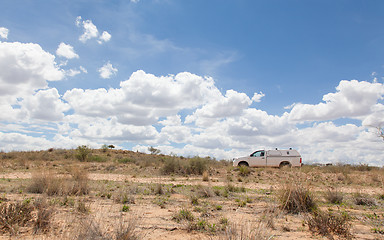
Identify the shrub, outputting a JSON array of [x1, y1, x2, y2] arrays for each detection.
[[354, 193, 376, 206], [122, 205, 130, 212], [172, 209, 194, 223], [279, 182, 316, 214], [69, 168, 89, 196], [307, 210, 353, 239], [325, 189, 343, 204], [87, 155, 107, 162], [0, 201, 33, 234], [238, 165, 251, 177], [33, 198, 54, 234], [187, 157, 208, 175], [161, 157, 182, 175], [75, 145, 91, 162], [202, 171, 209, 181]]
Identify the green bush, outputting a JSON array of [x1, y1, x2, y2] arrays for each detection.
[[87, 155, 107, 162], [75, 145, 91, 162]]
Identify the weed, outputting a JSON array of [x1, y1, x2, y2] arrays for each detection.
[[76, 200, 89, 214]]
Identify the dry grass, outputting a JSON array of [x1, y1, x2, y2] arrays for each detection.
[[278, 181, 316, 214]]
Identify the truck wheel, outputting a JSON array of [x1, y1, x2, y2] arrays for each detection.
[[279, 162, 291, 169], [238, 162, 249, 167]]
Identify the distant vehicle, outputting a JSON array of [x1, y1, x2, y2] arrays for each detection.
[[233, 149, 302, 168]]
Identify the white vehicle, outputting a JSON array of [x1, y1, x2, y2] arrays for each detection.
[[233, 149, 302, 168]]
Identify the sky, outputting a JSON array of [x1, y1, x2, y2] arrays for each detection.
[[1, 0, 384, 165]]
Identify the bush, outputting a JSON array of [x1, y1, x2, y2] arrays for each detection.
[[75, 145, 91, 162], [238, 165, 251, 177], [172, 209, 194, 223], [0, 201, 34, 234], [354, 193, 376, 206], [33, 198, 54, 234], [186, 157, 208, 175], [307, 210, 353, 239], [279, 182, 316, 214], [325, 189, 343, 204], [87, 155, 107, 162]]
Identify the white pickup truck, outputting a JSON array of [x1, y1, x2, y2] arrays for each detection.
[[233, 149, 302, 168]]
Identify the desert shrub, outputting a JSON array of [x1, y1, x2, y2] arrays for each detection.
[[202, 171, 209, 181], [161, 157, 183, 175], [220, 221, 272, 240], [69, 168, 89, 196], [118, 157, 136, 164], [33, 198, 54, 234], [76, 200, 89, 214], [75, 145, 91, 162], [186, 157, 208, 175], [325, 189, 343, 204], [76, 218, 107, 239], [307, 210, 353, 239], [27, 172, 51, 194], [279, 182, 316, 214], [0, 201, 34, 234], [122, 205, 130, 212], [153, 184, 164, 195], [172, 209, 194, 223], [88, 155, 107, 162], [114, 215, 141, 240], [194, 185, 215, 198], [115, 190, 135, 204], [354, 193, 376, 206], [238, 165, 251, 177]]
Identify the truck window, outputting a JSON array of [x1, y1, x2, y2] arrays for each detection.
[[251, 151, 264, 157]]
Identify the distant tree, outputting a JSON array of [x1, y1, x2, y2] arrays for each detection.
[[148, 146, 161, 155], [108, 145, 115, 149]]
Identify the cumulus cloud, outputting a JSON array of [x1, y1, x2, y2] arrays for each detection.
[[98, 31, 111, 44], [289, 80, 384, 122], [20, 88, 70, 121], [0, 41, 64, 100], [0, 27, 8, 39], [76, 16, 111, 44], [56, 42, 79, 59], [98, 62, 118, 79]]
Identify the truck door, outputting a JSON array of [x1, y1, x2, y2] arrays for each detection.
[[249, 150, 266, 167]]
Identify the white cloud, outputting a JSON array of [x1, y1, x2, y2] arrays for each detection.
[[98, 31, 111, 44], [76, 16, 111, 44], [288, 80, 384, 122], [0, 41, 64, 101], [252, 92, 265, 102], [98, 62, 118, 79], [21, 88, 70, 121], [0, 27, 8, 39], [56, 42, 79, 59]]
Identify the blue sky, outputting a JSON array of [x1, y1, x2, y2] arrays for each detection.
[[1, 0, 384, 165]]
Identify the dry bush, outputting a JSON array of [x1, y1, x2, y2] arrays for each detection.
[[238, 165, 251, 177], [220, 221, 272, 240], [172, 209, 195, 223], [307, 210, 353, 240], [194, 185, 215, 198], [27, 172, 52, 194], [279, 181, 316, 214], [202, 171, 209, 181], [76, 214, 141, 240], [33, 197, 54, 234], [325, 189, 343, 204], [69, 168, 89, 196], [354, 193, 377, 206], [0, 201, 34, 235]]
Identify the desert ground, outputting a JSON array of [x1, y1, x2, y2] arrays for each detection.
[[0, 148, 383, 239]]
